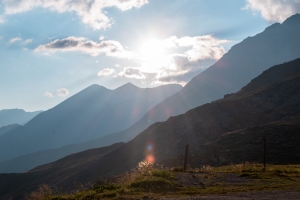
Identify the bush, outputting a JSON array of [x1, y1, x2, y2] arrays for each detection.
[[137, 160, 154, 175], [92, 184, 120, 193], [26, 184, 53, 200], [173, 166, 184, 172], [129, 176, 176, 191], [152, 170, 175, 180]]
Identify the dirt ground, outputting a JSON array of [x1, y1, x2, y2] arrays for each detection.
[[161, 190, 300, 200]]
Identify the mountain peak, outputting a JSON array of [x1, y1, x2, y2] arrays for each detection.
[[282, 13, 300, 26], [115, 82, 140, 91], [83, 84, 110, 92]]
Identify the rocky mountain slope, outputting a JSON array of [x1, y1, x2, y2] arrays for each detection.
[[1, 58, 299, 199], [0, 83, 182, 162]]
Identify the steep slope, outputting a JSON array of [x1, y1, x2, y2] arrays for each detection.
[[0, 143, 123, 200], [0, 109, 42, 128], [96, 13, 300, 145], [1, 58, 299, 199], [0, 83, 182, 162]]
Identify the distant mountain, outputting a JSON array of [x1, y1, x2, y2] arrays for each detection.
[[0, 124, 21, 138], [0, 109, 42, 128], [0, 83, 182, 162], [1, 58, 299, 199]]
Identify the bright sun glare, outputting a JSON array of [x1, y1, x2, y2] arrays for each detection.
[[140, 39, 165, 60], [139, 39, 170, 73]]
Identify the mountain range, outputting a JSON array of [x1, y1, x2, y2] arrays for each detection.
[[0, 14, 300, 174], [0, 83, 182, 162], [1, 57, 299, 200], [0, 109, 42, 128]]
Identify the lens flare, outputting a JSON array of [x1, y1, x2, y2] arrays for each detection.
[[146, 154, 155, 163]]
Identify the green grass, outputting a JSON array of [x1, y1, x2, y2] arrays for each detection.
[[27, 164, 300, 200]]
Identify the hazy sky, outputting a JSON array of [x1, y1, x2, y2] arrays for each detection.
[[1, 0, 300, 111]]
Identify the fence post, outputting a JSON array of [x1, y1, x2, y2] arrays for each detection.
[[263, 137, 266, 171], [184, 144, 189, 171]]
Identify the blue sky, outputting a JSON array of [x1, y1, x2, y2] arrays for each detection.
[[0, 0, 299, 111]]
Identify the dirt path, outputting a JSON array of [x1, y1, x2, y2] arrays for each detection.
[[162, 190, 300, 200]]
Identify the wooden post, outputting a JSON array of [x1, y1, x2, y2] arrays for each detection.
[[184, 144, 189, 171], [263, 138, 266, 171]]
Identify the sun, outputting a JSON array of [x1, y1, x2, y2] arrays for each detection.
[[140, 39, 165, 60], [138, 39, 170, 73]]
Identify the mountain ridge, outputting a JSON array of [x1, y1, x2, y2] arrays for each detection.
[[0, 109, 42, 128], [0, 83, 182, 163]]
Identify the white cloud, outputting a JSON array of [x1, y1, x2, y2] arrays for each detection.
[[244, 0, 300, 22], [163, 35, 228, 61], [35, 37, 136, 58], [44, 92, 54, 98], [97, 68, 116, 76], [56, 88, 69, 97], [0, 15, 5, 23], [10, 37, 22, 43], [2, 0, 148, 30], [118, 67, 146, 79], [136, 35, 228, 85], [23, 39, 33, 45]]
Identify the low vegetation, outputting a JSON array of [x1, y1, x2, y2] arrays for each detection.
[[27, 162, 300, 200]]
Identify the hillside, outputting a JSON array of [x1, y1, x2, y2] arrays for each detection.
[[0, 83, 182, 162], [1, 58, 299, 199]]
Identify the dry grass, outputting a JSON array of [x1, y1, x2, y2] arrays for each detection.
[[27, 163, 300, 200]]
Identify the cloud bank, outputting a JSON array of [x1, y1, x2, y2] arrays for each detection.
[[35, 37, 136, 58], [10, 37, 22, 43], [56, 88, 69, 97], [137, 35, 228, 85], [244, 0, 300, 22], [44, 92, 54, 98], [0, 15, 5, 23], [118, 67, 146, 79], [97, 68, 116, 76], [2, 0, 148, 29]]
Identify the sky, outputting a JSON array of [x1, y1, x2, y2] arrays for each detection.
[[0, 0, 300, 111]]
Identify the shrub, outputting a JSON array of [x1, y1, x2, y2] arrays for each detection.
[[26, 184, 53, 200], [137, 160, 153, 175]]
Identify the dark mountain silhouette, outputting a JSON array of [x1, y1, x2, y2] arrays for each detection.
[[0, 109, 42, 128], [1, 58, 299, 199], [0, 83, 182, 162], [1, 14, 300, 173]]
